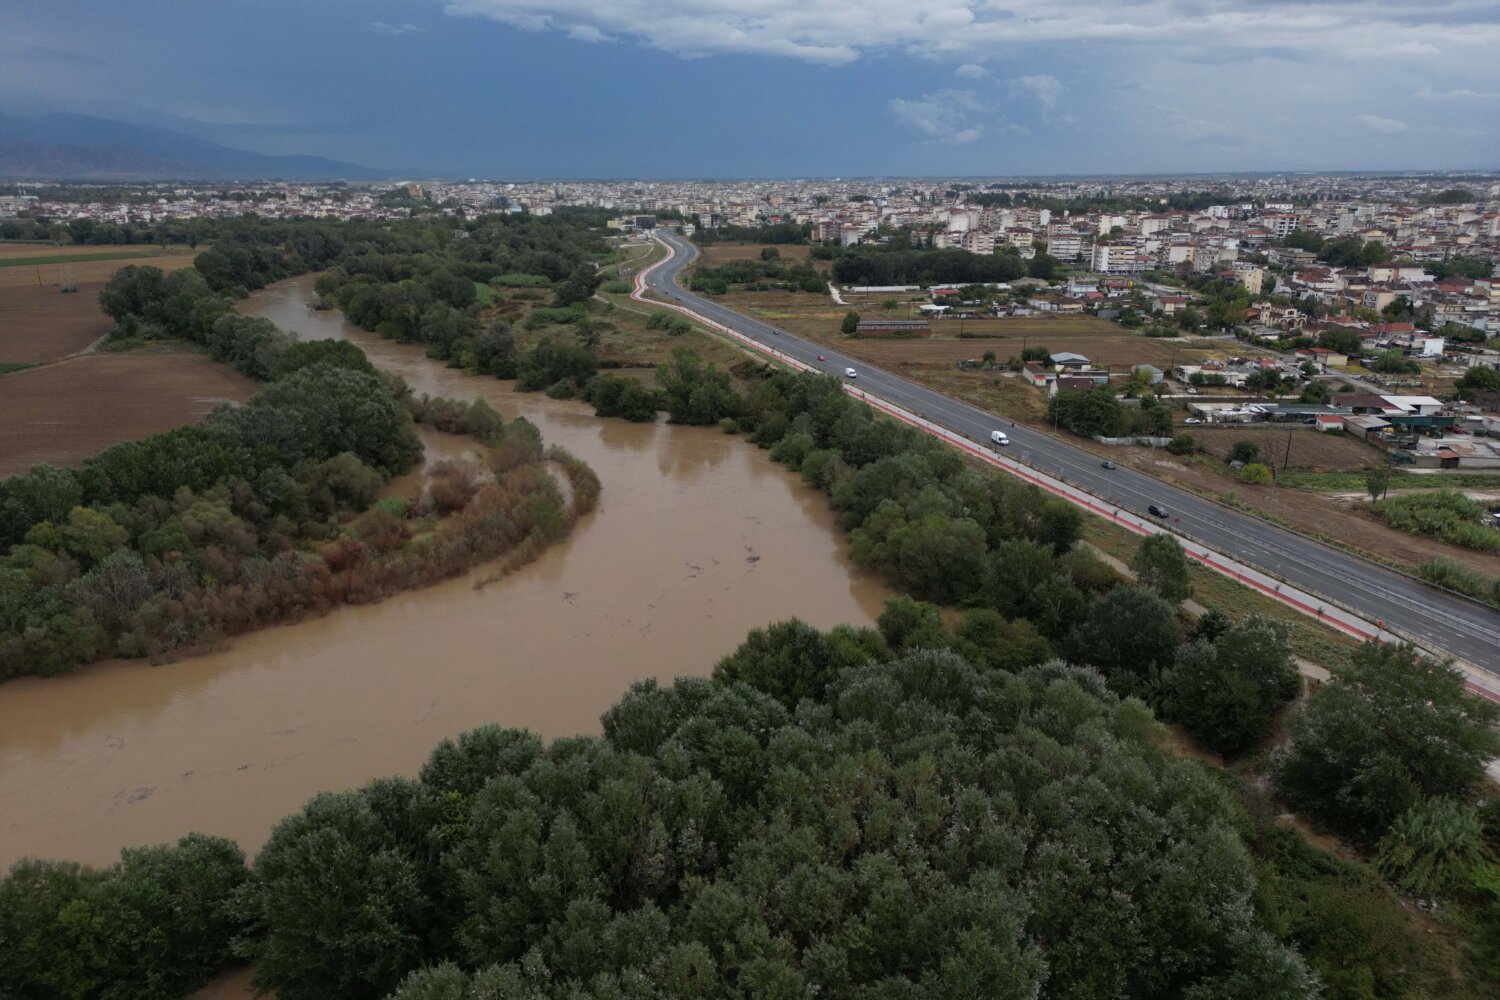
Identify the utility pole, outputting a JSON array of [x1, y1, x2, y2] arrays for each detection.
[[1284, 425, 1294, 470]]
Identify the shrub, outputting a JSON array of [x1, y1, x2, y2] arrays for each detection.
[[522, 306, 580, 331], [1417, 557, 1494, 600], [1239, 463, 1274, 486], [1166, 434, 1197, 455], [1370, 490, 1499, 553], [600, 279, 633, 294], [493, 272, 550, 287], [1376, 798, 1495, 898], [1228, 440, 1260, 464]]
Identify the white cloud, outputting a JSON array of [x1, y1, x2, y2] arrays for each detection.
[[1152, 103, 1240, 146], [1009, 73, 1063, 118], [368, 21, 423, 35], [955, 62, 989, 79], [888, 89, 987, 143], [1352, 112, 1408, 134], [566, 23, 611, 42], [1417, 85, 1500, 101], [442, 1, 1500, 65]]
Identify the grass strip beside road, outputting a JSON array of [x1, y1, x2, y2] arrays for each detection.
[[1083, 517, 1362, 673]]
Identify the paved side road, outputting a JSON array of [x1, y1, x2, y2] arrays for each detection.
[[638, 230, 1500, 676]]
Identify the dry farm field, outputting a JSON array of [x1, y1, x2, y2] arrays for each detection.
[[0, 245, 196, 288], [0, 349, 257, 478], [716, 290, 1229, 372], [0, 246, 199, 365], [0, 281, 117, 365], [696, 242, 814, 264], [1187, 425, 1385, 469]]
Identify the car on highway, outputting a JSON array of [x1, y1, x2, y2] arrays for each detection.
[[1101, 460, 1116, 470], [1148, 503, 1170, 518], [816, 354, 825, 361], [990, 430, 1010, 446], [844, 367, 857, 379]]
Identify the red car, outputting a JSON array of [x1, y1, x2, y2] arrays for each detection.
[[816, 354, 826, 361]]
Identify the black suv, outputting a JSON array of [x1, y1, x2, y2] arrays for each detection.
[[1148, 503, 1169, 518]]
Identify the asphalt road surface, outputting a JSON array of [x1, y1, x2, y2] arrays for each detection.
[[643, 230, 1500, 673]]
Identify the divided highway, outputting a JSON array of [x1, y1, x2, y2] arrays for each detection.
[[640, 230, 1500, 673]]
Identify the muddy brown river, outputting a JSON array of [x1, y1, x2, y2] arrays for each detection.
[[0, 275, 888, 875]]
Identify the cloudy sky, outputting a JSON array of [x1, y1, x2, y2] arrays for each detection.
[[4, 0, 1499, 177]]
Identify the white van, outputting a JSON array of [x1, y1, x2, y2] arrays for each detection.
[[990, 430, 1010, 446]]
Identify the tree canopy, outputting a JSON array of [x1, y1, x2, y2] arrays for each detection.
[[230, 651, 1314, 1000]]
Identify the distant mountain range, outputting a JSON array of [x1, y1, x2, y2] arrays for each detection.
[[0, 113, 390, 181]]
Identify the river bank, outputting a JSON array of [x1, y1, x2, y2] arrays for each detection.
[[0, 274, 888, 871]]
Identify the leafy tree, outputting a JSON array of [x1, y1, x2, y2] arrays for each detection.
[[1167, 616, 1299, 755], [1364, 463, 1392, 502], [0, 464, 82, 548], [1274, 642, 1500, 841], [1298, 380, 1330, 404], [1227, 440, 1260, 465], [1047, 388, 1124, 437], [0, 834, 249, 1000], [1131, 532, 1193, 604], [515, 337, 597, 393], [1371, 349, 1417, 375], [1455, 365, 1500, 395], [1318, 328, 1363, 357], [270, 338, 376, 380], [1065, 585, 1181, 698], [235, 779, 446, 1000], [841, 310, 861, 335], [875, 594, 943, 648], [951, 608, 1052, 671], [655, 348, 742, 425], [581, 374, 658, 422], [551, 263, 603, 307], [472, 320, 517, 378], [712, 617, 885, 707], [1190, 607, 1231, 643]]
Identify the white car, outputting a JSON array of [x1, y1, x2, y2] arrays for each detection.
[[990, 430, 1010, 446], [1184, 417, 1203, 424], [844, 367, 857, 379]]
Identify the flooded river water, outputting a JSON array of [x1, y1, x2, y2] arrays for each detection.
[[0, 275, 887, 872]]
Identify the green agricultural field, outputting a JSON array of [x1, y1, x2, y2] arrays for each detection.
[[0, 249, 168, 268]]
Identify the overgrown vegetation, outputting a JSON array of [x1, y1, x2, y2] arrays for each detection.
[[1370, 490, 1499, 552], [689, 257, 825, 295]]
